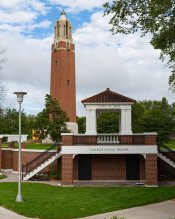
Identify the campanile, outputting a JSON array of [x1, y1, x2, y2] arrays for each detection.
[[50, 10, 78, 133]]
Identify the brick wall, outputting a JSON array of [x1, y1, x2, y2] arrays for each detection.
[[120, 136, 132, 144], [50, 41, 76, 122], [62, 154, 73, 185], [1, 150, 13, 169], [144, 135, 157, 145], [145, 154, 158, 186], [73, 136, 97, 145], [92, 155, 126, 180], [1, 149, 57, 172], [73, 154, 147, 181], [62, 135, 74, 145], [13, 151, 45, 171]]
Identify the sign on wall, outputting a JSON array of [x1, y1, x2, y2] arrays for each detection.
[[61, 145, 158, 154]]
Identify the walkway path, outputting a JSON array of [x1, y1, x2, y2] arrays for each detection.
[[0, 171, 61, 186], [79, 200, 175, 219], [0, 207, 33, 219]]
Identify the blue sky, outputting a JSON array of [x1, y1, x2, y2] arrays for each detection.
[[0, 0, 174, 116]]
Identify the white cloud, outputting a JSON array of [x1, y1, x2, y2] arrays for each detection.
[[28, 20, 51, 31], [74, 12, 174, 115], [0, 0, 46, 12], [49, 0, 107, 12], [0, 10, 37, 23], [0, 9, 174, 117], [0, 0, 48, 33], [0, 32, 52, 114]]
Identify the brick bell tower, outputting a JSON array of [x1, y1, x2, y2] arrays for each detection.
[[50, 10, 78, 133]]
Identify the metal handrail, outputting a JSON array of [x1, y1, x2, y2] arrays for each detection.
[[22, 144, 60, 179]]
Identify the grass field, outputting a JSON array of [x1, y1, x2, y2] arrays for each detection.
[[0, 183, 175, 219], [165, 140, 175, 150], [2, 143, 54, 150], [0, 175, 7, 180]]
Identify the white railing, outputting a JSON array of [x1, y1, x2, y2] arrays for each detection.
[[97, 134, 120, 144]]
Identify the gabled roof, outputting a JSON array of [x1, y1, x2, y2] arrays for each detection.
[[81, 88, 136, 104]]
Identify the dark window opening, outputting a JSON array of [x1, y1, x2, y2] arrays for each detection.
[[66, 21, 68, 37], [67, 80, 70, 85]]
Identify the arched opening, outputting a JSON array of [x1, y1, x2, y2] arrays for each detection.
[[97, 111, 119, 133]]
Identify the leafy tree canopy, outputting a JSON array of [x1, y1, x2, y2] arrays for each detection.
[[104, 0, 175, 89], [0, 108, 35, 139], [97, 112, 119, 133], [76, 116, 86, 134], [34, 94, 69, 142], [132, 98, 175, 142]]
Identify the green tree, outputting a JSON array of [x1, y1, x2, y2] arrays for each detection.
[[0, 108, 33, 137], [104, 0, 175, 90], [132, 102, 145, 133], [34, 94, 69, 142], [76, 116, 86, 134], [141, 98, 174, 142], [97, 112, 119, 133]]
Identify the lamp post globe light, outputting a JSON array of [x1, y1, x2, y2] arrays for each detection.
[[14, 92, 27, 202]]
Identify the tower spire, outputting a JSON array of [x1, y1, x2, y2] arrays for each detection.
[[60, 9, 66, 16], [53, 9, 73, 50]]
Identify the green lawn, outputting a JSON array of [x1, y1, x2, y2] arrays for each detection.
[[0, 175, 7, 180], [2, 143, 55, 150], [165, 140, 175, 150], [0, 183, 175, 219]]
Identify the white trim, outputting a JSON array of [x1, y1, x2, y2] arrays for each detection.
[[13, 149, 56, 153], [2, 148, 13, 151], [61, 145, 158, 154], [74, 132, 157, 136], [61, 133, 74, 136], [143, 132, 157, 135], [12, 171, 18, 174], [1, 169, 13, 172], [2, 148, 56, 153], [145, 185, 158, 187], [83, 102, 134, 105]]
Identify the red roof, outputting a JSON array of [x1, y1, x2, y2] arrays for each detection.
[[81, 88, 136, 104]]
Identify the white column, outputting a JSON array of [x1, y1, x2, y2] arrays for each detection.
[[119, 110, 121, 133], [85, 109, 97, 135], [120, 108, 132, 135]]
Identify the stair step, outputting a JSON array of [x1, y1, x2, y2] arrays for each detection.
[[23, 153, 62, 181], [158, 153, 175, 169]]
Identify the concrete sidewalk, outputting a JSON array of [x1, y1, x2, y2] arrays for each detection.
[[0, 207, 33, 219], [0, 200, 175, 219], [79, 199, 175, 219]]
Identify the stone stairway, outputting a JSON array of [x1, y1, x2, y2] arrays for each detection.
[[158, 153, 175, 169], [23, 152, 62, 181]]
